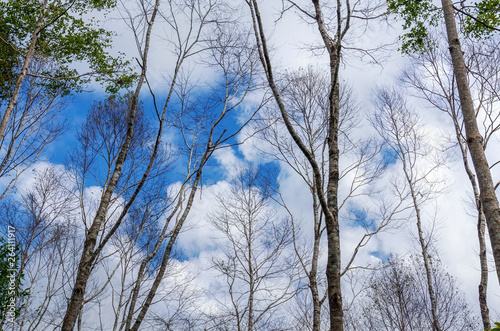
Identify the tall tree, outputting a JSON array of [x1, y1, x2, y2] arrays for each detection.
[[246, 1, 385, 329], [399, 33, 500, 330], [208, 165, 297, 331], [256, 67, 389, 331], [0, 60, 67, 201], [373, 87, 447, 331], [0, 166, 79, 330], [120, 11, 262, 328], [387, 0, 500, 285], [60, 0, 160, 325]]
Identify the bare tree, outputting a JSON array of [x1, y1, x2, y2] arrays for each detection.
[[62, 89, 171, 330], [255, 66, 395, 331], [0, 166, 80, 330], [246, 1, 387, 329], [357, 255, 479, 331], [112, 2, 263, 329], [60, 0, 163, 327], [373, 87, 448, 331], [208, 165, 297, 331], [0, 60, 67, 201]]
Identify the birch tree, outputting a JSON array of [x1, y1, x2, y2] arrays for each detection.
[[0, 59, 68, 201], [373, 87, 448, 331], [246, 1, 386, 328], [208, 166, 297, 331], [358, 255, 479, 331], [255, 67, 395, 331], [0, 0, 133, 143], [0, 166, 79, 330], [121, 29, 261, 331], [387, 0, 500, 286], [60, 0, 160, 325], [400, 32, 500, 330]]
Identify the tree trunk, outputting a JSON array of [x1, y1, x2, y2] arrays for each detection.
[[478, 205, 491, 329], [450, 108, 490, 329], [310, 0, 344, 327], [325, 78, 343, 331], [60, 2, 159, 329], [310, 185, 323, 331], [408, 181, 442, 331], [248, 215, 255, 331], [127, 160, 205, 331], [441, 0, 500, 285]]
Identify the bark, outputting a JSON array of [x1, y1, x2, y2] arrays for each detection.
[[441, 0, 500, 285], [450, 108, 490, 329], [60, 1, 159, 329], [310, 183, 323, 331], [478, 204, 490, 329], [311, 1, 344, 328], [325, 78, 342, 331]]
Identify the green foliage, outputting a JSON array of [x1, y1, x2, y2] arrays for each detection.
[[0, 0, 136, 97], [387, 0, 500, 53], [0, 15, 19, 99], [0, 237, 29, 324], [462, 0, 500, 38], [490, 321, 500, 331], [386, 0, 440, 53]]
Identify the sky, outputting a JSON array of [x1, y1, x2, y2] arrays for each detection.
[[3, 0, 500, 329]]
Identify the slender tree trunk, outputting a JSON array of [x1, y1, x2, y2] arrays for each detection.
[[127, 159, 206, 331], [0, 0, 48, 141], [396, 122, 441, 330], [478, 205, 491, 329], [310, 0, 344, 327], [450, 109, 490, 329], [248, 215, 254, 331], [310, 186, 322, 331], [441, 0, 500, 285], [407, 180, 442, 331], [60, 2, 159, 329], [325, 78, 343, 331]]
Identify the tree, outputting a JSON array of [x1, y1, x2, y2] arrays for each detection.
[[0, 60, 67, 201], [120, 10, 262, 327], [440, 0, 500, 288], [357, 255, 479, 331], [247, 1, 386, 329], [399, 32, 500, 330], [255, 67, 391, 331], [0, 0, 133, 144], [208, 166, 297, 331], [0, 166, 79, 330], [59, 0, 162, 326], [387, 0, 500, 287], [373, 87, 448, 331]]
